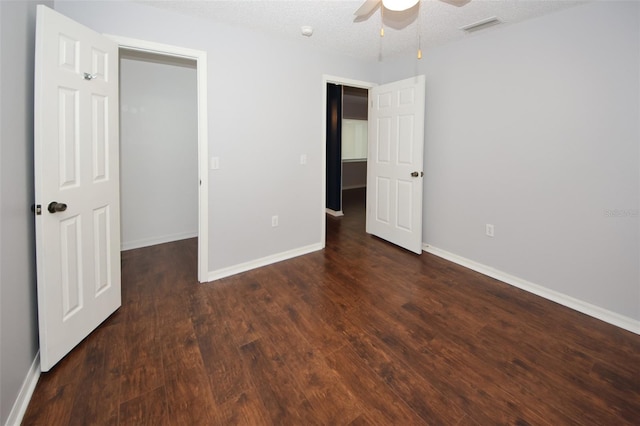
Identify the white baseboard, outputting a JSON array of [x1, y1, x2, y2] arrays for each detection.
[[325, 209, 344, 217], [207, 243, 323, 282], [5, 352, 40, 426], [423, 244, 640, 335], [121, 231, 197, 251]]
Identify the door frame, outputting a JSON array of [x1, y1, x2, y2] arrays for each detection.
[[321, 75, 375, 248], [107, 35, 209, 282]]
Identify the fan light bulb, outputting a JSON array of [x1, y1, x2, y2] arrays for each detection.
[[417, 48, 422, 59], [382, 0, 420, 12], [380, 27, 385, 37]]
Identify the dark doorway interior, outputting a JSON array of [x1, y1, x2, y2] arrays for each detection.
[[326, 84, 368, 215]]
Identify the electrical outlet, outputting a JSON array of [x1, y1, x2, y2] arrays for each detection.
[[272, 215, 279, 227], [300, 154, 307, 165], [486, 224, 495, 237]]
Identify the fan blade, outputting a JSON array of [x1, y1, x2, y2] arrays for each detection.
[[440, 0, 472, 7], [354, 0, 381, 17]]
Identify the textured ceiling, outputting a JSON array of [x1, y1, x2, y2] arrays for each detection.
[[141, 0, 586, 60]]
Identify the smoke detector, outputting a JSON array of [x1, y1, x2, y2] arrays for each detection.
[[301, 26, 313, 37]]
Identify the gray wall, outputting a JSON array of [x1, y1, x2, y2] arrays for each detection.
[[54, 0, 380, 272], [381, 1, 640, 321], [0, 1, 51, 424], [119, 52, 198, 250]]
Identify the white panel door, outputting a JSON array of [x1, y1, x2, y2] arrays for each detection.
[[366, 76, 425, 254], [34, 5, 121, 372]]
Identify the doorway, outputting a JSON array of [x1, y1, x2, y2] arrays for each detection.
[[326, 84, 369, 216], [322, 75, 426, 253], [321, 76, 375, 248], [110, 36, 209, 282], [119, 50, 197, 255], [341, 85, 369, 211]]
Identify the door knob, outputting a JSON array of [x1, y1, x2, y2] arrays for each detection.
[[48, 202, 67, 213], [411, 171, 423, 177]]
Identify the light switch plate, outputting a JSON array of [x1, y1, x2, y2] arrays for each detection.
[[210, 156, 220, 170]]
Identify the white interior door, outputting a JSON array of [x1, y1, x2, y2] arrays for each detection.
[[34, 5, 121, 372], [366, 75, 426, 254]]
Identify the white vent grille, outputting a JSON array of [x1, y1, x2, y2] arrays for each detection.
[[460, 17, 502, 33]]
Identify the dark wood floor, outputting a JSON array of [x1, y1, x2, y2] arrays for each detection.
[[23, 188, 640, 425]]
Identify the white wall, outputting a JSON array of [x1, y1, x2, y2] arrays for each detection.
[[119, 52, 198, 250], [0, 1, 50, 424], [381, 1, 640, 324], [54, 0, 379, 274]]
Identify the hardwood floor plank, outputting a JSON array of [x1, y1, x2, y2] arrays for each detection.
[[162, 362, 217, 425], [118, 316, 164, 404], [474, 322, 638, 421], [237, 271, 363, 425], [210, 278, 264, 348], [119, 361, 165, 406], [257, 265, 349, 355], [22, 189, 640, 425], [341, 319, 467, 423], [238, 339, 319, 425], [158, 316, 201, 368], [344, 300, 530, 424], [21, 382, 77, 426], [118, 386, 168, 426], [66, 324, 122, 426], [192, 312, 251, 405], [325, 345, 427, 425], [426, 333, 578, 424], [212, 389, 270, 426]]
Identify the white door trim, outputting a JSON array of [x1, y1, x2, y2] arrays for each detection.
[[321, 75, 375, 248], [106, 35, 209, 283]]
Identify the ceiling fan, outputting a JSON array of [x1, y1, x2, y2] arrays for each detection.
[[354, 0, 472, 20]]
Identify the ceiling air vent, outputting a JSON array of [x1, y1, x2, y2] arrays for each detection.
[[459, 16, 502, 33]]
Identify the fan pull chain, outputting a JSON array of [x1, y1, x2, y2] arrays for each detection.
[[417, 2, 422, 59], [378, 4, 384, 61]]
